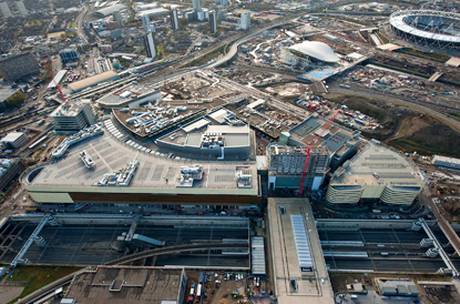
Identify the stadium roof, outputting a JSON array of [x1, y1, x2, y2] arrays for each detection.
[[288, 41, 340, 63], [390, 10, 460, 44]]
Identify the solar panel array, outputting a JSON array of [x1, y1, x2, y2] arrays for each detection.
[[290, 214, 313, 272]]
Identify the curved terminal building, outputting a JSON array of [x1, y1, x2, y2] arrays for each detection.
[[326, 141, 423, 205], [389, 10, 460, 49]]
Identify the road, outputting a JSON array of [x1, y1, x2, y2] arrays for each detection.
[[75, 5, 89, 44]]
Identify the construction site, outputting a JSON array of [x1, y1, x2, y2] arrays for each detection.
[[1, 0, 460, 304]]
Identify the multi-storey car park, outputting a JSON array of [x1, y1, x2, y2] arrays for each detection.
[[389, 10, 460, 49], [326, 140, 423, 205]]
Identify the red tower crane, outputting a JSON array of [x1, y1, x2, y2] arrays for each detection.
[[298, 146, 311, 196], [55, 83, 67, 102], [322, 109, 340, 131], [298, 109, 341, 196]]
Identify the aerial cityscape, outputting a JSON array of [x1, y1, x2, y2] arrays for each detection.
[[0, 0, 459, 303]]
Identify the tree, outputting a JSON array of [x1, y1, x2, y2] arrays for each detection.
[[5, 91, 26, 108]]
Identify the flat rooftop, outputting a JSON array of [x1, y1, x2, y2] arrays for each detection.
[[159, 124, 251, 148], [27, 132, 258, 199], [68, 70, 118, 92], [97, 83, 159, 107], [49, 101, 88, 117], [65, 267, 185, 304], [268, 198, 334, 304], [330, 141, 422, 187]]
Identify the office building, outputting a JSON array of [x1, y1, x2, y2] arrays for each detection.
[[0, 1, 12, 18], [326, 141, 423, 205], [209, 10, 217, 33], [49, 101, 97, 132], [240, 11, 251, 30], [0, 158, 22, 191], [144, 32, 156, 59], [0, 131, 27, 149], [267, 145, 330, 192], [15, 0, 27, 17], [142, 15, 156, 59], [0, 52, 39, 81], [59, 48, 80, 65], [170, 8, 179, 31], [192, 0, 202, 12]]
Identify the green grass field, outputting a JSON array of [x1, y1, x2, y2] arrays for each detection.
[[6, 266, 80, 301]]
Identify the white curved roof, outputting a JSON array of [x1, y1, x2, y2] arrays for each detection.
[[390, 10, 460, 44], [288, 41, 340, 63]]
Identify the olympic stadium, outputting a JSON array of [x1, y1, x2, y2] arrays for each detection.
[[389, 10, 460, 49]]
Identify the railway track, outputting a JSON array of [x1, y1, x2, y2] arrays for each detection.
[[16, 241, 248, 303]]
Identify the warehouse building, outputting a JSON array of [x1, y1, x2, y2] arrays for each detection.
[[326, 141, 423, 205], [432, 155, 460, 171]]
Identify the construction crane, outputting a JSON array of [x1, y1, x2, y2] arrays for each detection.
[[298, 146, 311, 196], [322, 109, 340, 131], [298, 109, 340, 196], [55, 83, 67, 102]]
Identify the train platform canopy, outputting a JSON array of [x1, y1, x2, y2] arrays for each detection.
[[267, 198, 334, 304]]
